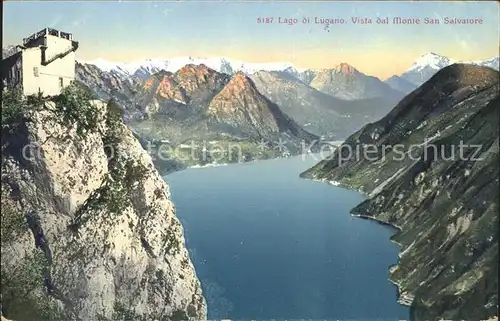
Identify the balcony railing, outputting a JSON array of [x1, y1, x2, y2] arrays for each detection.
[[23, 28, 73, 46]]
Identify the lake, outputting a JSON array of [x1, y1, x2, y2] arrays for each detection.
[[165, 154, 409, 320]]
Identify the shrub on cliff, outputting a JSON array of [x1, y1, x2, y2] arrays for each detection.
[[53, 82, 99, 137], [73, 80, 98, 99], [0, 188, 26, 244], [1, 248, 65, 320], [105, 99, 124, 133], [1, 88, 27, 127]]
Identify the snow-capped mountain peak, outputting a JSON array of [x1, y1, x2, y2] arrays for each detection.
[[80, 56, 305, 79], [407, 52, 456, 72], [81, 58, 121, 72], [468, 56, 500, 70], [391, 52, 499, 90]]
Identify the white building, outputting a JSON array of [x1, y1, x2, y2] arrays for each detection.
[[1, 28, 78, 96]]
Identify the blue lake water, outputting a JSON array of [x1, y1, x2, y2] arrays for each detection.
[[165, 154, 409, 320]]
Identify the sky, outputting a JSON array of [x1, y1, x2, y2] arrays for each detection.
[[3, 1, 499, 79]]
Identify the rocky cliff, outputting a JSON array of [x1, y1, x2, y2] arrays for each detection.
[[75, 62, 144, 122], [301, 64, 499, 320], [1, 87, 206, 320]]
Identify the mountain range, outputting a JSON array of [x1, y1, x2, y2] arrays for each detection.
[[71, 52, 500, 166], [4, 46, 498, 88], [129, 64, 312, 137], [74, 60, 406, 139], [80, 56, 303, 80], [75, 61, 143, 121], [80, 52, 499, 90], [124, 65, 321, 173], [3, 46, 499, 170], [133, 65, 316, 143]]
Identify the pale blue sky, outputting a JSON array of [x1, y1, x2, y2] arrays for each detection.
[[3, 1, 499, 78]]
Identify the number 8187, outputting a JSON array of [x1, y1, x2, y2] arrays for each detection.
[[257, 17, 274, 23]]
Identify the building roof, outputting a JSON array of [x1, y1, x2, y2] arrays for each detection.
[[23, 28, 73, 47]]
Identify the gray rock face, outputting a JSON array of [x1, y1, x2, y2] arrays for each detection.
[[2, 45, 18, 59], [296, 69, 317, 85], [1, 100, 206, 320], [301, 64, 499, 320], [75, 62, 144, 122]]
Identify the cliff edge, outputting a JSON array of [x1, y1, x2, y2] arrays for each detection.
[[1, 86, 206, 320]]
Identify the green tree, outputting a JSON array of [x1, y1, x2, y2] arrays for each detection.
[[1, 88, 27, 127], [53, 82, 100, 137]]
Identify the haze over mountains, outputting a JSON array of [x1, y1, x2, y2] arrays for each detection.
[[250, 70, 397, 136], [308, 63, 404, 100], [80, 56, 303, 81], [80, 52, 499, 88]]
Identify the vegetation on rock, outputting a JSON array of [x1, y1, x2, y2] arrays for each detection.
[[1, 88, 27, 127], [53, 82, 100, 137], [0, 189, 26, 244], [0, 186, 66, 320]]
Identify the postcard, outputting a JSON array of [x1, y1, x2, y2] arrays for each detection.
[[1, 1, 499, 321]]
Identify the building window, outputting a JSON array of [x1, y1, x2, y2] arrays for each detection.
[[59, 77, 63, 88], [33, 67, 39, 77]]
